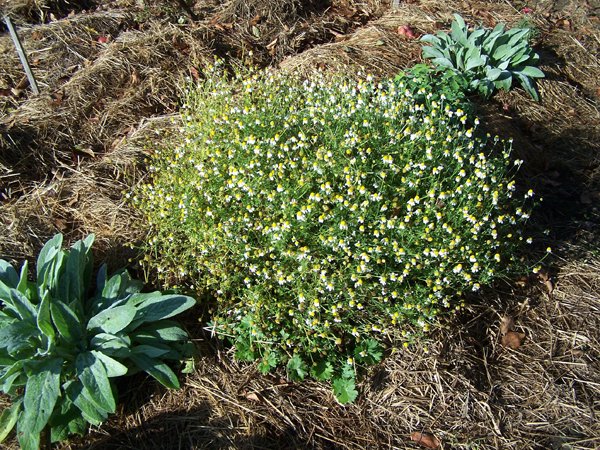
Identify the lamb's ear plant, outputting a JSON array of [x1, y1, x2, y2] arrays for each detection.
[[421, 13, 545, 100], [0, 234, 196, 449]]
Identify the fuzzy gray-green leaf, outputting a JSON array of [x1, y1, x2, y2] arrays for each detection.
[[22, 357, 62, 434], [519, 65, 545, 78], [37, 291, 55, 343], [87, 304, 136, 334], [0, 260, 18, 289], [51, 299, 83, 342], [450, 14, 468, 46], [133, 294, 195, 325], [92, 350, 128, 378], [0, 398, 21, 442], [76, 351, 116, 413], [129, 353, 180, 389], [0, 321, 38, 355], [132, 321, 188, 343], [63, 235, 95, 304], [36, 234, 63, 287], [64, 380, 107, 426]]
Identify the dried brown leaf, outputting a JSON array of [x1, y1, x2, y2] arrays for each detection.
[[245, 392, 260, 402], [249, 14, 262, 26], [410, 432, 440, 449], [516, 275, 529, 287], [536, 269, 550, 282], [544, 279, 554, 295], [16, 76, 29, 90], [500, 316, 515, 335], [502, 331, 526, 349], [190, 66, 200, 81], [397, 25, 417, 39]]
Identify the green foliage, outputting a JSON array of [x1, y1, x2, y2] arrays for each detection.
[[133, 64, 534, 403], [421, 13, 544, 100], [0, 234, 195, 448], [332, 375, 358, 405]]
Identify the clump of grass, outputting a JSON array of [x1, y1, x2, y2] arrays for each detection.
[[132, 63, 535, 402]]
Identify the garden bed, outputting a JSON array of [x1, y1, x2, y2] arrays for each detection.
[[0, 0, 599, 449]]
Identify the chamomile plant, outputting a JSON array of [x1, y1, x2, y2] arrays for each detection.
[[133, 63, 535, 403]]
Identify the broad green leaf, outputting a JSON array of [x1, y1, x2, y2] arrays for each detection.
[[64, 380, 107, 426], [431, 57, 455, 69], [515, 73, 539, 100], [0, 280, 13, 308], [92, 350, 128, 377], [22, 357, 62, 434], [482, 27, 504, 54], [16, 260, 28, 295], [49, 399, 87, 443], [60, 237, 91, 305], [87, 304, 136, 334], [286, 354, 308, 381], [36, 234, 63, 291], [421, 46, 446, 60], [494, 42, 525, 64], [89, 270, 142, 316], [131, 344, 171, 359], [125, 291, 164, 308], [354, 338, 383, 365], [132, 294, 195, 326], [467, 28, 487, 46], [0, 398, 21, 442], [36, 291, 55, 343], [132, 320, 188, 342], [8, 288, 37, 321], [51, 299, 83, 342], [507, 28, 530, 48], [464, 46, 485, 71], [519, 65, 545, 78], [257, 351, 279, 375], [129, 353, 180, 389], [512, 51, 532, 66], [0, 351, 16, 368], [95, 263, 108, 295], [419, 34, 439, 44], [450, 14, 468, 46], [332, 377, 358, 404], [0, 361, 24, 393], [101, 270, 143, 300], [80, 234, 95, 291], [494, 72, 513, 91], [486, 67, 502, 81], [16, 419, 40, 450], [0, 310, 16, 327], [478, 79, 495, 98], [454, 46, 466, 70], [310, 360, 334, 381], [90, 333, 131, 358], [101, 272, 123, 301], [0, 260, 19, 288], [0, 321, 38, 355], [76, 351, 116, 413]]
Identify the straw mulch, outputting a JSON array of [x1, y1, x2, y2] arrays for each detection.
[[0, 0, 599, 449]]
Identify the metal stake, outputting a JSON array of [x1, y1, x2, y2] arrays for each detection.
[[4, 15, 40, 95]]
